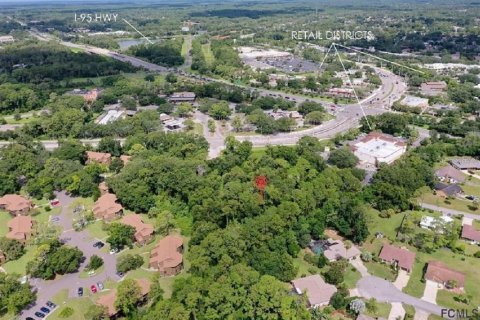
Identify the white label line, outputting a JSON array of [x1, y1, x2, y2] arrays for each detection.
[[122, 18, 153, 44]]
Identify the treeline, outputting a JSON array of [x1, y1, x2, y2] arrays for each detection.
[[128, 40, 184, 67], [0, 44, 137, 84], [191, 40, 242, 78]]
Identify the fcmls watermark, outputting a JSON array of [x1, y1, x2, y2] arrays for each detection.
[[291, 30, 375, 41], [441, 308, 479, 319]]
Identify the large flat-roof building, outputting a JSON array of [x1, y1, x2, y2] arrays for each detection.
[[449, 157, 480, 170], [351, 132, 407, 166], [0, 36, 15, 43], [168, 92, 196, 103]]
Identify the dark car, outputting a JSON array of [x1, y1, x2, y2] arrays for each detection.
[[93, 241, 105, 248], [25, 318, 35, 320], [78, 287, 83, 296], [40, 307, 50, 314], [116, 271, 124, 278], [34, 312, 45, 318], [46, 301, 56, 308]]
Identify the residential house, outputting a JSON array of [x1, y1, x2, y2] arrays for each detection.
[[6, 216, 34, 242], [160, 113, 172, 123], [93, 193, 123, 221], [425, 261, 465, 290], [120, 215, 154, 245], [378, 244, 415, 273], [323, 239, 361, 262], [435, 165, 466, 184], [96, 279, 150, 318], [0, 194, 34, 216], [420, 215, 454, 232], [291, 275, 337, 308], [168, 92, 196, 103], [461, 224, 480, 244], [86, 151, 112, 165], [449, 157, 480, 171], [434, 183, 464, 198], [0, 36, 14, 43], [149, 235, 183, 276]]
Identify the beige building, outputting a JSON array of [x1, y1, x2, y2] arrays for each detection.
[[0, 195, 34, 216], [149, 235, 183, 276]]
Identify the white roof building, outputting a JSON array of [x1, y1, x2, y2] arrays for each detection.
[[420, 215, 454, 232], [97, 110, 125, 125], [352, 132, 407, 166], [401, 95, 429, 109]]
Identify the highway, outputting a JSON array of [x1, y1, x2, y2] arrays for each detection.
[[1, 30, 407, 154]]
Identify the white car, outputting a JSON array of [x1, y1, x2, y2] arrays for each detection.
[[109, 248, 119, 255]]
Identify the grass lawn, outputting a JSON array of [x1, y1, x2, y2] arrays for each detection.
[[428, 315, 443, 320], [421, 192, 480, 215], [343, 266, 361, 289], [3, 244, 36, 275], [364, 261, 397, 281], [363, 208, 406, 254], [0, 211, 11, 237], [201, 43, 214, 65], [403, 304, 415, 318], [403, 258, 426, 298], [79, 265, 105, 279], [436, 290, 474, 309], [86, 221, 109, 241], [49, 289, 95, 320], [364, 302, 392, 318]]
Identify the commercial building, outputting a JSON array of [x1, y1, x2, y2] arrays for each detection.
[[291, 275, 337, 308], [449, 157, 480, 170], [351, 132, 407, 166], [0, 195, 34, 216], [420, 81, 447, 96], [0, 36, 14, 43], [93, 193, 123, 221], [6, 216, 34, 242], [97, 110, 125, 125], [378, 244, 415, 273], [149, 235, 183, 276], [168, 92, 196, 103], [120, 214, 154, 245], [425, 261, 465, 290]]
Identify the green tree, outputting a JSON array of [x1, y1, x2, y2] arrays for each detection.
[[109, 157, 124, 173], [86, 255, 104, 271], [115, 279, 141, 316], [208, 101, 232, 120], [208, 119, 216, 133], [97, 137, 122, 157], [106, 223, 136, 250], [84, 304, 108, 320], [328, 147, 359, 168], [116, 254, 144, 273], [176, 103, 193, 117], [0, 273, 36, 315], [0, 238, 24, 261], [231, 115, 243, 132]]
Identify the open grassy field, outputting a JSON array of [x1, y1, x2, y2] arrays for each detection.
[[201, 43, 214, 65], [343, 266, 362, 289], [364, 301, 392, 319], [49, 289, 95, 320], [3, 244, 37, 275], [0, 211, 11, 237], [362, 208, 407, 254]]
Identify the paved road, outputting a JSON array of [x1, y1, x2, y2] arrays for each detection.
[[22, 192, 122, 319], [357, 276, 445, 317], [420, 202, 480, 221]]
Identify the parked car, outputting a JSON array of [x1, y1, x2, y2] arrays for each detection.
[[77, 287, 83, 296], [25, 317, 35, 320], [34, 312, 45, 318], [109, 248, 119, 255], [93, 241, 105, 248], [97, 281, 104, 290], [90, 284, 97, 293], [40, 307, 50, 314], [46, 301, 56, 308], [116, 271, 124, 278]]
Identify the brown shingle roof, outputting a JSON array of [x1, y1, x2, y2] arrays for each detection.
[[6, 216, 33, 241], [291, 275, 337, 306], [93, 193, 123, 221], [120, 215, 154, 243], [461, 224, 480, 242], [150, 235, 183, 270], [0, 194, 33, 213], [86, 151, 112, 164], [96, 279, 151, 316], [425, 261, 465, 288], [120, 155, 132, 165], [379, 244, 416, 272]]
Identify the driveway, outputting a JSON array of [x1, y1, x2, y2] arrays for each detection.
[[414, 309, 430, 320], [357, 276, 444, 316], [393, 270, 410, 290], [389, 302, 405, 320], [350, 258, 369, 277], [421, 280, 439, 304], [21, 192, 123, 319]]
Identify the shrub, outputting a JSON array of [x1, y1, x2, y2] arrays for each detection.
[[474, 251, 480, 258], [86, 255, 104, 271]]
